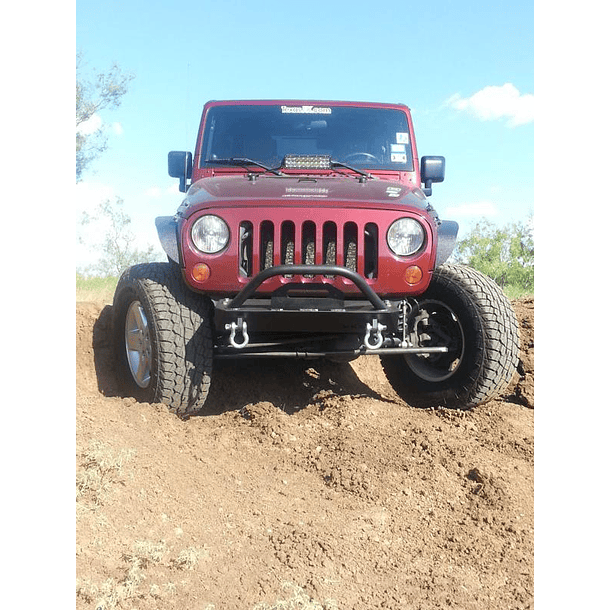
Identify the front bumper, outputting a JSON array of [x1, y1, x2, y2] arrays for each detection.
[[212, 265, 448, 359]]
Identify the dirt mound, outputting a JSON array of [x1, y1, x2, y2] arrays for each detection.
[[76, 298, 534, 610]]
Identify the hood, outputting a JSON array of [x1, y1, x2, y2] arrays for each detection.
[[178, 174, 430, 216]]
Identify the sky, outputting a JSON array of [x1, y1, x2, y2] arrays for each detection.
[[75, 0, 534, 270]]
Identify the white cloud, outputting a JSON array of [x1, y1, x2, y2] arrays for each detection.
[[144, 184, 181, 199], [444, 201, 500, 218], [145, 186, 162, 198], [446, 83, 534, 127], [76, 113, 102, 135], [76, 117, 124, 138], [75, 180, 116, 216]]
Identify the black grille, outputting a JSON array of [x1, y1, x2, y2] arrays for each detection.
[[239, 220, 378, 279]]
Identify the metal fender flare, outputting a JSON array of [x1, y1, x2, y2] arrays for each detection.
[[155, 216, 181, 264], [435, 220, 459, 267]]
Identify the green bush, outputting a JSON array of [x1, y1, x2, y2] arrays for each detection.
[[452, 218, 534, 297]]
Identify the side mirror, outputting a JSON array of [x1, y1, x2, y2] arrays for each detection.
[[168, 151, 193, 193], [420, 156, 445, 196]]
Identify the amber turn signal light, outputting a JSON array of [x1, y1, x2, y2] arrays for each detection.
[[192, 263, 211, 282], [404, 265, 423, 285]]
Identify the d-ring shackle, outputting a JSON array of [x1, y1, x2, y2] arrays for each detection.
[[364, 319, 387, 350], [225, 318, 250, 349]]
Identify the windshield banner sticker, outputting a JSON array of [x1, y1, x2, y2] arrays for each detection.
[[281, 105, 332, 115]]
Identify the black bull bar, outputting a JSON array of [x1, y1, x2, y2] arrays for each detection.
[[212, 265, 448, 358]]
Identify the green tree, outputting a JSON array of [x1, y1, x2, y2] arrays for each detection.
[[79, 197, 160, 277], [76, 52, 134, 181], [453, 218, 534, 293]]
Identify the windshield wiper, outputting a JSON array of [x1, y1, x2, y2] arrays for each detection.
[[205, 157, 284, 176], [330, 160, 373, 181], [206, 156, 372, 181]]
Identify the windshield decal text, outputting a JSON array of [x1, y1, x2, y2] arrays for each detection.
[[281, 105, 332, 115]]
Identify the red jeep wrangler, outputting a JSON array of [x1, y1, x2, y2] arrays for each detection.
[[112, 100, 520, 417]]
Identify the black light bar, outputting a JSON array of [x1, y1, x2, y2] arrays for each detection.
[[282, 154, 332, 170]]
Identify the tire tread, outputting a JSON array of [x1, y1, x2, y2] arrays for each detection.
[[113, 263, 213, 416], [381, 263, 520, 409]]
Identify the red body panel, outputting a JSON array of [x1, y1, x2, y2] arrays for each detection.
[[183, 173, 428, 206], [180, 196, 436, 298], [180, 101, 437, 299]]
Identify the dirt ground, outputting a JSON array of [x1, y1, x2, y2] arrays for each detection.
[[76, 297, 534, 610]]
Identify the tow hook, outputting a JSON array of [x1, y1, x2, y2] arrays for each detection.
[[364, 319, 387, 350], [225, 318, 250, 349]]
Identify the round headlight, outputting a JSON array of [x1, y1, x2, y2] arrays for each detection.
[[387, 218, 425, 256], [191, 215, 230, 254]]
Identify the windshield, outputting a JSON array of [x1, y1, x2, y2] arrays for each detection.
[[200, 104, 414, 172]]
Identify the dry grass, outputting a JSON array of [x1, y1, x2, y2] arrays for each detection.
[[76, 539, 208, 609], [123, 539, 168, 566], [77, 538, 329, 610], [76, 563, 152, 610], [253, 582, 338, 610], [76, 441, 135, 512], [76, 440, 215, 608], [76, 558, 175, 609], [171, 546, 208, 570]]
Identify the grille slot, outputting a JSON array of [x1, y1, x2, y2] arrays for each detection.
[[239, 221, 253, 277], [260, 220, 274, 271], [323, 221, 337, 278], [238, 219, 378, 280], [281, 221, 295, 266], [301, 221, 315, 277], [364, 222, 378, 279], [281, 221, 295, 277], [344, 222, 358, 273]]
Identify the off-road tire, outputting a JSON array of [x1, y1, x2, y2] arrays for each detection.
[[112, 262, 214, 417], [381, 264, 520, 410]]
